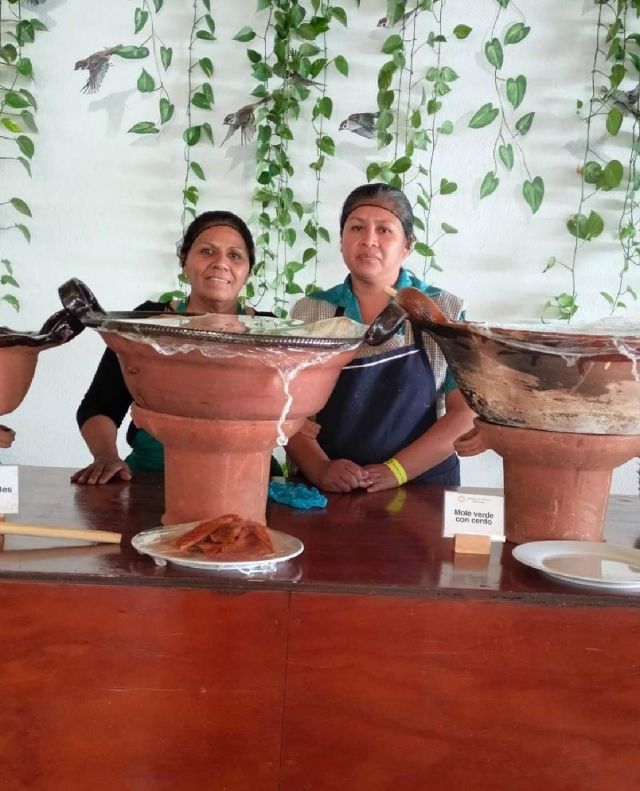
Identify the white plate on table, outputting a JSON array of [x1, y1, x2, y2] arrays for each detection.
[[132, 522, 304, 571], [512, 541, 640, 590]]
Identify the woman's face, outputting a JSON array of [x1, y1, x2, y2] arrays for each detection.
[[183, 224, 251, 304], [340, 204, 412, 283]]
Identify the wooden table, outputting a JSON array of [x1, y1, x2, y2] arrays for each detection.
[[1, 467, 639, 791]]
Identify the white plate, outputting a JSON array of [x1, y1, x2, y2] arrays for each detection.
[[513, 541, 640, 590], [132, 522, 304, 571]]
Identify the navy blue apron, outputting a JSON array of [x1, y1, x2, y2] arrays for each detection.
[[316, 308, 460, 486]]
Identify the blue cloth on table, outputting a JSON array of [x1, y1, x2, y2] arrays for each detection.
[[268, 481, 327, 509]]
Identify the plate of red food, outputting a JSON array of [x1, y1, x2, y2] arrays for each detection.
[[132, 513, 304, 570]]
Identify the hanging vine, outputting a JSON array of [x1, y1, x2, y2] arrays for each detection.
[[115, 1, 174, 135], [159, 0, 216, 304], [233, 0, 346, 317], [468, 0, 544, 216], [0, 0, 44, 313], [543, 0, 635, 321], [367, 0, 472, 277]]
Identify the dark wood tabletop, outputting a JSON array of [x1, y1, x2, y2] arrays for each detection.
[[1, 465, 640, 606]]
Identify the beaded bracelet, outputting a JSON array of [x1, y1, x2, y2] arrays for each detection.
[[383, 457, 408, 486]]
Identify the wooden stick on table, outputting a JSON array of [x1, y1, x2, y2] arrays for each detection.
[[0, 522, 122, 545]]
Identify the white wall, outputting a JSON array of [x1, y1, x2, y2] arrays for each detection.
[[2, 0, 639, 494]]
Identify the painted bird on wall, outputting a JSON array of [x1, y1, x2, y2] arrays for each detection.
[[285, 71, 324, 89], [221, 96, 271, 146], [74, 45, 122, 95], [339, 112, 380, 139], [607, 84, 640, 119], [377, 5, 419, 28]]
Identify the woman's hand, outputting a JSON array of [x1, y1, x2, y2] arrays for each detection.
[[0, 425, 15, 449], [310, 459, 371, 493], [453, 426, 486, 457], [71, 454, 132, 485], [297, 419, 320, 440], [362, 463, 400, 493]]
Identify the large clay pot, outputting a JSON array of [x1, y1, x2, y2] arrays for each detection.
[[393, 287, 640, 434], [472, 420, 640, 544], [60, 279, 402, 526], [0, 310, 84, 416]]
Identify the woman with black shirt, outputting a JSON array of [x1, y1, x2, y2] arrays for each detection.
[[73, 211, 275, 485]]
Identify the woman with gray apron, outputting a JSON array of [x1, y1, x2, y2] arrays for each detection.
[[287, 184, 475, 494]]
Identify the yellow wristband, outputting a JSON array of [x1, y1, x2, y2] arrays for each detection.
[[383, 458, 408, 486]]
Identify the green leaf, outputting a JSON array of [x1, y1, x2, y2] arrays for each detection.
[[159, 290, 186, 303], [153, 0, 164, 10], [0, 44, 17, 64], [115, 45, 150, 59], [382, 34, 403, 54], [192, 93, 212, 110], [317, 135, 335, 155], [318, 226, 330, 243], [391, 156, 412, 174], [19, 110, 38, 133], [18, 89, 37, 110], [440, 178, 457, 195], [427, 99, 441, 115], [567, 211, 604, 241], [610, 64, 625, 88], [205, 14, 216, 34], [3, 294, 20, 311], [17, 157, 32, 177], [485, 38, 503, 69], [366, 163, 381, 181], [480, 171, 499, 198], [441, 223, 458, 234], [134, 8, 149, 34], [1, 118, 21, 133], [515, 112, 535, 135], [283, 228, 297, 247], [606, 107, 623, 136], [437, 120, 453, 134], [334, 55, 349, 77], [16, 57, 32, 77], [159, 98, 174, 124], [15, 223, 30, 243], [128, 121, 159, 134], [196, 30, 215, 41], [331, 6, 348, 26], [184, 126, 201, 146], [498, 143, 514, 171], [496, 0, 510, 6], [439, 66, 458, 82], [314, 96, 333, 120], [16, 135, 34, 159], [601, 291, 614, 306], [468, 103, 499, 129], [522, 176, 544, 214], [183, 186, 199, 205], [504, 23, 530, 45], [0, 274, 19, 288], [10, 198, 31, 217], [202, 123, 214, 144], [506, 75, 526, 109], [414, 242, 435, 257], [4, 92, 29, 109], [297, 22, 319, 40], [160, 46, 172, 70], [601, 159, 624, 189], [583, 161, 602, 184], [453, 24, 472, 40], [543, 256, 556, 272], [190, 162, 206, 180], [199, 57, 213, 78], [137, 69, 155, 93]]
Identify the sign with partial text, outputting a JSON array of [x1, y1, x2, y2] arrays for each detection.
[[0, 466, 19, 514]]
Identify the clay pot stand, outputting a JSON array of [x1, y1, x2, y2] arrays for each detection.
[[472, 419, 640, 544]]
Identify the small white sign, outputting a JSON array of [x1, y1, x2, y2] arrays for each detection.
[[443, 487, 504, 542], [0, 466, 19, 514]]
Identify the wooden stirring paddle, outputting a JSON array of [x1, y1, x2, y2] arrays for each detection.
[[383, 285, 449, 327], [0, 522, 121, 544]]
